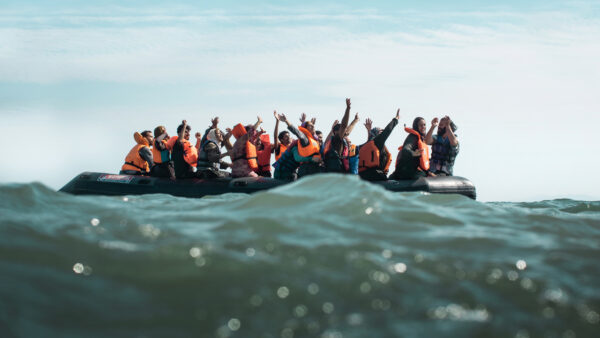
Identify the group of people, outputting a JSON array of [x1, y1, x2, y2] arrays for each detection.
[[120, 99, 459, 182]]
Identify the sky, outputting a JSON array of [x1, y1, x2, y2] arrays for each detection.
[[1, 0, 599, 201]]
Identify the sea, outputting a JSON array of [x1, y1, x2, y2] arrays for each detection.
[[0, 175, 598, 338]]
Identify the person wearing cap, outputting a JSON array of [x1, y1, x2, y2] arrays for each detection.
[[150, 125, 176, 179], [425, 115, 459, 176], [358, 109, 400, 181]]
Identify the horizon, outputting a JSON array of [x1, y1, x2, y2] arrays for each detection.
[[1, 1, 599, 202]]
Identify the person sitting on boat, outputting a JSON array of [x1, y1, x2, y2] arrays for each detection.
[[255, 130, 273, 178], [120, 130, 154, 175], [389, 117, 431, 180], [275, 112, 323, 178], [167, 120, 200, 179], [150, 126, 176, 180], [358, 109, 400, 181], [322, 99, 354, 173], [425, 115, 459, 176], [273, 110, 293, 161], [230, 117, 262, 178], [197, 128, 231, 179]]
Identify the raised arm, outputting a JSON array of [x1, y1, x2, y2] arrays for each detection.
[[273, 110, 280, 152], [278, 113, 309, 146], [373, 109, 400, 149], [195, 132, 202, 150], [425, 117, 438, 145], [177, 120, 187, 144], [444, 116, 459, 147], [345, 113, 360, 136], [253, 116, 263, 131], [336, 98, 351, 138]]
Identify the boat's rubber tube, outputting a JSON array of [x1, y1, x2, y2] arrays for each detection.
[[59, 172, 476, 199]]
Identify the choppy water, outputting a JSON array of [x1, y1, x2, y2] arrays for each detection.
[[1, 175, 599, 338]]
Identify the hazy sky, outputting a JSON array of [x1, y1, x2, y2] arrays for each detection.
[[1, 0, 599, 201]]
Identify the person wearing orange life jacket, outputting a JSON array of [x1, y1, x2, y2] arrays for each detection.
[[273, 110, 293, 162], [358, 109, 400, 181], [275, 112, 323, 178], [230, 116, 262, 178], [120, 130, 154, 175], [322, 108, 360, 173], [149, 125, 176, 180], [255, 131, 273, 177], [389, 117, 432, 180], [167, 120, 201, 179]]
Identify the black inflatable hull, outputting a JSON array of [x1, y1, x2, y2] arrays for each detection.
[[59, 172, 477, 200]]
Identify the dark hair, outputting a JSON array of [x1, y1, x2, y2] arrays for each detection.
[[153, 126, 166, 138], [315, 130, 322, 135], [332, 123, 342, 133], [141, 130, 152, 138], [412, 117, 425, 136], [177, 123, 191, 134], [449, 121, 458, 132], [278, 131, 289, 141]]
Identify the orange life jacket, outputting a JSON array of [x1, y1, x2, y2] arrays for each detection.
[[166, 136, 197, 167], [245, 141, 259, 170], [297, 126, 321, 161], [122, 132, 150, 172], [398, 128, 430, 171], [257, 134, 272, 172], [275, 144, 287, 161], [349, 144, 357, 157], [232, 123, 247, 139], [152, 139, 170, 164], [358, 140, 392, 173]]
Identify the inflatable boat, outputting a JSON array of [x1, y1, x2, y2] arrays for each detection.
[[59, 172, 477, 199]]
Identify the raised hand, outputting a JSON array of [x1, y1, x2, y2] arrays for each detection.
[[273, 110, 279, 120], [257, 116, 263, 124], [211, 117, 219, 128], [331, 119, 340, 128], [182, 119, 187, 125], [225, 127, 232, 134], [364, 118, 373, 131], [277, 113, 288, 124], [354, 113, 359, 121], [299, 113, 306, 123], [395, 109, 400, 120], [195, 132, 202, 140], [310, 117, 316, 125], [346, 98, 351, 108], [431, 117, 439, 128]]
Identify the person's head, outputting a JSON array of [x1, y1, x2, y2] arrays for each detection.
[[141, 130, 154, 144], [177, 123, 191, 140], [412, 117, 426, 136], [207, 128, 224, 143], [304, 121, 315, 134], [278, 131, 291, 145], [369, 127, 382, 141], [438, 116, 457, 135], [153, 126, 166, 138], [316, 130, 323, 145]]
